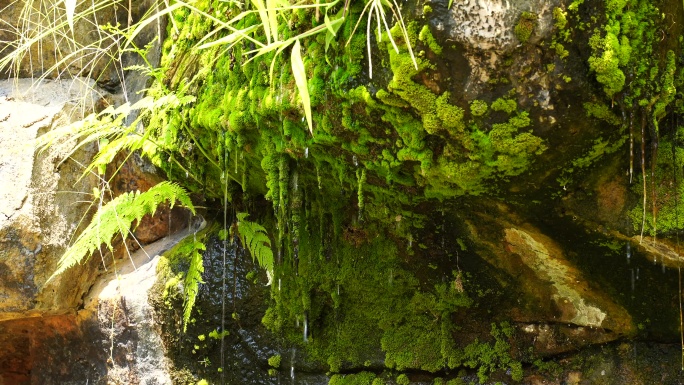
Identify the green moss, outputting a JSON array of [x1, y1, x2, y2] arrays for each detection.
[[552, 42, 569, 59], [572, 136, 626, 169], [629, 135, 684, 236], [490, 98, 517, 114], [396, 374, 410, 385], [514, 12, 538, 44], [329, 372, 377, 385], [553, 7, 568, 30], [268, 354, 281, 368], [588, 30, 626, 97], [423, 5, 433, 15], [418, 25, 442, 55], [469, 100, 488, 117], [583, 102, 621, 126]]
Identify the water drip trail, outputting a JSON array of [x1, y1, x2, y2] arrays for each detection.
[[220, 138, 229, 385], [672, 113, 684, 370], [651, 121, 659, 245], [290, 347, 296, 383], [626, 242, 631, 264], [640, 111, 648, 243], [303, 312, 308, 342]]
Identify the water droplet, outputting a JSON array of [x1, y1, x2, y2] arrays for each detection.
[[352, 155, 358, 167], [305, 147, 309, 158]]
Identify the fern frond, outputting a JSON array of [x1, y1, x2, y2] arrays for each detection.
[[183, 239, 206, 332], [47, 181, 195, 282], [236, 212, 274, 274]]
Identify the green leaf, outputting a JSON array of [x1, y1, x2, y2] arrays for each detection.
[[251, 0, 273, 44], [47, 182, 195, 282], [291, 39, 313, 134], [324, 11, 345, 52], [183, 239, 206, 332], [266, 0, 280, 42], [196, 25, 259, 50], [236, 213, 274, 275]]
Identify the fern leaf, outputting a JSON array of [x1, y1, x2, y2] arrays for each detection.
[[183, 239, 206, 332], [47, 181, 195, 282], [236, 213, 274, 274]]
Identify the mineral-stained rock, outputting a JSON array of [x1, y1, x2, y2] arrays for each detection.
[[0, 78, 191, 384], [0, 78, 104, 320]]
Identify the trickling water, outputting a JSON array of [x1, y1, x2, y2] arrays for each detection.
[[626, 243, 631, 264], [305, 147, 309, 158], [278, 278, 281, 291], [290, 348, 296, 382], [352, 155, 358, 167], [303, 313, 308, 343]]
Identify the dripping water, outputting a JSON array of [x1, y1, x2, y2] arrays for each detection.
[[626, 242, 631, 264], [640, 110, 648, 243], [290, 347, 296, 382], [303, 312, 308, 343], [673, 112, 684, 370], [220, 136, 229, 385]]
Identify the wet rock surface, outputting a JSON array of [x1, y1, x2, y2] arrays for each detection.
[[151, 234, 330, 385]]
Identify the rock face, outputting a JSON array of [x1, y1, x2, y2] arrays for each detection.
[[0, 78, 104, 320], [0, 78, 190, 384]]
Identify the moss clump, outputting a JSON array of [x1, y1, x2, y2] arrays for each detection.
[[267, 354, 281, 368], [553, 7, 567, 30], [329, 372, 377, 385], [583, 102, 621, 126], [453, 323, 522, 383], [514, 12, 538, 43], [470, 100, 488, 117], [418, 25, 442, 55], [490, 98, 517, 114]]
